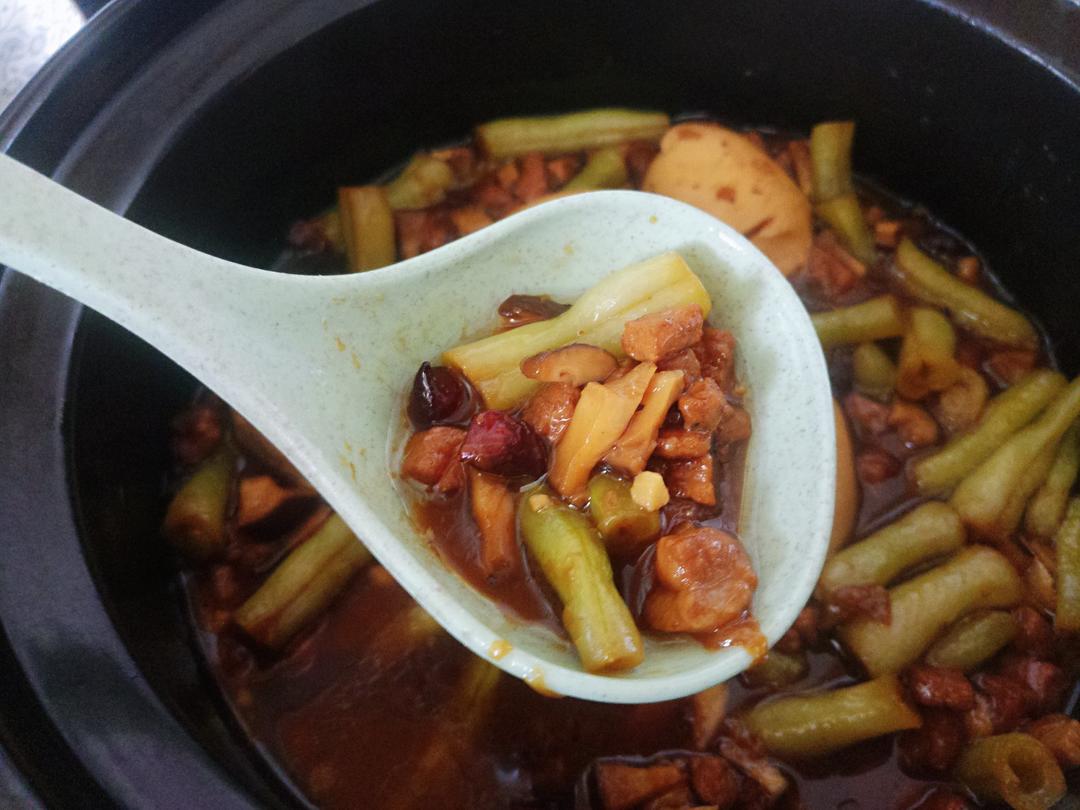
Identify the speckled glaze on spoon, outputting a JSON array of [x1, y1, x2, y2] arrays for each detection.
[[0, 153, 834, 703]]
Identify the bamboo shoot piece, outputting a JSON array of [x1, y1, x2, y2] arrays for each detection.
[[951, 376, 1080, 537], [163, 447, 235, 561], [745, 674, 921, 759], [548, 362, 655, 500], [893, 238, 1038, 349], [468, 468, 520, 577], [443, 252, 709, 409], [1025, 422, 1080, 537], [912, 369, 1066, 495], [338, 185, 396, 272], [819, 501, 964, 595], [954, 733, 1065, 810], [234, 514, 371, 649], [811, 295, 905, 349], [924, 610, 1018, 671], [604, 369, 686, 475], [1054, 498, 1080, 632], [519, 490, 643, 672], [839, 546, 1022, 676], [475, 108, 670, 159]]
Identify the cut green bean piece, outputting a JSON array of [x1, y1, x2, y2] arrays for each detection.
[[894, 238, 1038, 349], [811, 295, 905, 349], [519, 489, 643, 672], [384, 154, 454, 210], [163, 447, 235, 561], [852, 342, 896, 401], [562, 146, 627, 191], [476, 108, 670, 159], [819, 502, 964, 595], [955, 733, 1065, 810], [741, 650, 808, 690], [913, 369, 1066, 495], [1025, 422, 1080, 538], [745, 674, 921, 759], [951, 376, 1080, 538], [1054, 498, 1080, 632], [444, 251, 708, 409], [234, 513, 371, 649], [840, 546, 1022, 676], [924, 610, 1018, 671], [587, 473, 661, 554], [816, 194, 875, 263], [809, 121, 856, 202]]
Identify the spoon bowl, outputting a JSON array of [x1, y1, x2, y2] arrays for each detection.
[[0, 154, 834, 702]]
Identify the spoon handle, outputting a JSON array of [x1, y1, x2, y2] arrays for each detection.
[[0, 152, 274, 355]]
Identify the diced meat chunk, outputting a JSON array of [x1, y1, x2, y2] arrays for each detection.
[[645, 526, 756, 633], [805, 230, 866, 298], [905, 665, 975, 711], [678, 378, 726, 432], [449, 205, 492, 236], [513, 151, 549, 201], [844, 392, 891, 436], [690, 757, 739, 809], [236, 475, 299, 527], [856, 448, 900, 483], [655, 429, 712, 459], [171, 403, 224, 466], [986, 349, 1037, 386], [521, 383, 580, 444], [621, 305, 705, 363], [695, 328, 737, 390], [660, 455, 717, 506], [714, 403, 752, 446], [401, 426, 466, 486], [898, 709, 966, 775], [395, 209, 452, 260], [658, 348, 702, 384], [595, 761, 686, 810], [888, 400, 940, 447], [822, 584, 891, 626], [1026, 714, 1080, 767]]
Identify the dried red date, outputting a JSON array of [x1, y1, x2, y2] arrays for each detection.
[[459, 410, 547, 479], [407, 362, 475, 429]]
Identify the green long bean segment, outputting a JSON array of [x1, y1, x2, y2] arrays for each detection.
[[234, 513, 371, 649], [519, 489, 643, 672], [475, 108, 670, 159], [163, 447, 235, 561]]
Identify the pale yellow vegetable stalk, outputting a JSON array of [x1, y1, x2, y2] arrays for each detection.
[[444, 252, 708, 409]]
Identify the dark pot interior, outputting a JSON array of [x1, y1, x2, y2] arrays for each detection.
[[1, 0, 1079, 806]]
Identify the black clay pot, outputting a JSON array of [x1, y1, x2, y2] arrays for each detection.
[[1, 1, 1079, 806]]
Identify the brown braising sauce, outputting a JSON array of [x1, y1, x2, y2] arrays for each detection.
[[167, 119, 1073, 810]]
